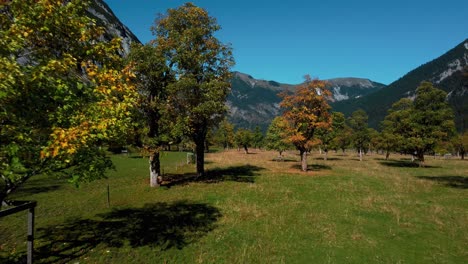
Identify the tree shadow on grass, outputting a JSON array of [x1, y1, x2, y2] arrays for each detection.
[[416, 176, 468, 189], [163, 165, 264, 187], [379, 160, 440, 168], [29, 201, 221, 264], [290, 164, 332, 171], [10, 176, 65, 199], [313, 157, 342, 161]]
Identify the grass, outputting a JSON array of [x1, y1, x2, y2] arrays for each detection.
[[1, 150, 467, 263]]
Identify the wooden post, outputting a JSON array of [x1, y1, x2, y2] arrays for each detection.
[[107, 184, 110, 208], [27, 206, 34, 264]]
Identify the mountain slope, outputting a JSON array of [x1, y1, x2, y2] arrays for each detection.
[[227, 72, 384, 131], [88, 0, 141, 54], [331, 39, 468, 131]]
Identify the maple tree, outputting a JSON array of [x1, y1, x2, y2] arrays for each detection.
[[317, 111, 345, 160], [348, 109, 370, 161], [381, 82, 455, 166], [214, 118, 235, 150], [152, 3, 234, 176], [280, 75, 332, 171], [234, 128, 254, 154], [452, 131, 468, 160], [265, 116, 293, 157], [127, 43, 174, 187], [0, 0, 138, 205]]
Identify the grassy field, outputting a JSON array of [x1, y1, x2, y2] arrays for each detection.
[[1, 150, 467, 263]]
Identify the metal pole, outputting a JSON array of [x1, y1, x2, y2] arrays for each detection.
[[107, 184, 110, 208], [27, 206, 34, 264]]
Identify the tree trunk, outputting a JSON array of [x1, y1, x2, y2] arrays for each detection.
[[324, 149, 328, 161], [461, 151, 465, 160], [243, 145, 248, 154], [359, 148, 363, 161], [301, 150, 307, 172], [205, 140, 210, 153], [418, 152, 425, 167], [149, 152, 161, 187], [385, 150, 390, 160], [195, 138, 205, 177]]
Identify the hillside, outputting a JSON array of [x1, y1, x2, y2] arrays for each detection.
[[332, 39, 468, 131], [88, 0, 141, 53], [227, 72, 384, 130]]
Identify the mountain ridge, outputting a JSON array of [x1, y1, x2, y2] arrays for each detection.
[[227, 71, 385, 131], [331, 38, 468, 131]]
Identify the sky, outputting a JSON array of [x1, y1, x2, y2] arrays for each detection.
[[105, 0, 468, 85]]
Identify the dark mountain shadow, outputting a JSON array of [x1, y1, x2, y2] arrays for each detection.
[[163, 165, 264, 187], [27, 201, 221, 264], [416, 176, 468, 189], [290, 164, 332, 171], [379, 160, 440, 168]]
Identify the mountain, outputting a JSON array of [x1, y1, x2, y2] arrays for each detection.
[[227, 72, 384, 131], [327, 78, 386, 101], [332, 39, 468, 131], [88, 0, 141, 53]]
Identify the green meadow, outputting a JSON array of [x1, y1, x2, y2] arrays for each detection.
[[1, 150, 467, 263]]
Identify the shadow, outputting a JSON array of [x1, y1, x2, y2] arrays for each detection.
[[313, 157, 342, 161], [163, 165, 264, 187], [290, 164, 332, 171], [29, 201, 221, 264], [379, 160, 440, 168], [270, 158, 297, 162], [129, 155, 145, 159], [11, 176, 65, 198], [416, 176, 468, 189]]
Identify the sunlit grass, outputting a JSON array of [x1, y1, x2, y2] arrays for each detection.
[[1, 150, 467, 263]]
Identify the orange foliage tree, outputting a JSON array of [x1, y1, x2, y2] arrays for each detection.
[[280, 75, 332, 171]]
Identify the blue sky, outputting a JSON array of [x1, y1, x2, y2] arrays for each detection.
[[105, 0, 467, 85]]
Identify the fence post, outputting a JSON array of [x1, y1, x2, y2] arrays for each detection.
[[27, 206, 35, 264]]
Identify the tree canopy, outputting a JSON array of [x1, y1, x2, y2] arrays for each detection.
[[0, 0, 138, 204], [382, 82, 455, 165], [280, 75, 332, 171], [265, 116, 293, 157], [152, 3, 234, 176], [348, 109, 370, 161]]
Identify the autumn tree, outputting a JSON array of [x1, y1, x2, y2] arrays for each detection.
[[153, 3, 234, 176], [235, 128, 254, 154], [0, 0, 138, 205], [452, 131, 468, 159], [280, 75, 332, 171], [332, 125, 352, 153], [348, 109, 370, 161], [317, 112, 345, 160], [380, 98, 413, 160], [252, 126, 264, 149], [265, 116, 293, 157], [127, 43, 174, 187], [382, 82, 455, 166], [214, 118, 235, 149]]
